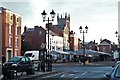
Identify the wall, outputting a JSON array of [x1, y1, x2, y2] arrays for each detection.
[[0, 11, 2, 79]]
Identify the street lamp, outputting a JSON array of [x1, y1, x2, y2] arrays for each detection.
[[41, 9, 56, 71], [115, 31, 120, 48], [115, 31, 120, 60], [79, 25, 88, 65]]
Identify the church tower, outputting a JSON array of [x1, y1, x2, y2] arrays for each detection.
[[57, 13, 70, 30], [57, 13, 70, 51]]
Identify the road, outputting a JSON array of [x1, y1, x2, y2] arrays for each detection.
[[29, 62, 113, 80]]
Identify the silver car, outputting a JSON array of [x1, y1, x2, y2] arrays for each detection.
[[106, 64, 120, 80]]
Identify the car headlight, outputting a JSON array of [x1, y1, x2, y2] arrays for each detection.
[[12, 64, 17, 67]]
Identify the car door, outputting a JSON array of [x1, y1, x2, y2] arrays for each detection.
[[25, 57, 32, 68], [17, 57, 25, 72]]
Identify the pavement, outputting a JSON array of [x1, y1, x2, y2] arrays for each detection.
[[2, 61, 116, 80], [52, 61, 116, 66], [13, 70, 59, 80]]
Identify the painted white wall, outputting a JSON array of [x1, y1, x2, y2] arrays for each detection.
[[46, 34, 63, 51]]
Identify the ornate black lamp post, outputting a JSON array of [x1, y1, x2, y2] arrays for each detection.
[[115, 31, 120, 60], [115, 31, 120, 49], [41, 10, 56, 71], [79, 25, 88, 65]]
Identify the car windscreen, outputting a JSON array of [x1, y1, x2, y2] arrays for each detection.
[[114, 65, 120, 78], [8, 57, 21, 62], [24, 53, 32, 57]]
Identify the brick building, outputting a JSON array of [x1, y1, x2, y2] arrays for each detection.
[[0, 7, 21, 61], [99, 39, 111, 53], [57, 13, 70, 51], [85, 40, 98, 51], [22, 26, 46, 52], [69, 31, 80, 51]]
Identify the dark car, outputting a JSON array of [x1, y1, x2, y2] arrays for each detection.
[[2, 56, 35, 79], [106, 64, 120, 80]]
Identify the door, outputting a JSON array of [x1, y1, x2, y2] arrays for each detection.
[[7, 50, 11, 61]]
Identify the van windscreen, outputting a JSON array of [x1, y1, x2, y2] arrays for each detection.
[[25, 53, 32, 57]]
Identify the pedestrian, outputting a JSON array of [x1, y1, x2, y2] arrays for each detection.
[[79, 60, 81, 64]]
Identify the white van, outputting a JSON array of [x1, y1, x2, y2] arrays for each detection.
[[24, 51, 41, 71], [24, 51, 39, 61]]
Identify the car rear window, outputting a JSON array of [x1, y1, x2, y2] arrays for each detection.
[[8, 57, 20, 62], [25, 53, 32, 57], [25, 57, 31, 62]]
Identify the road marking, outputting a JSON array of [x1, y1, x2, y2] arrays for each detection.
[[75, 76, 78, 78], [72, 76, 78, 80], [69, 74, 74, 76], [61, 74, 65, 77], [81, 71, 87, 76], [42, 72, 64, 78]]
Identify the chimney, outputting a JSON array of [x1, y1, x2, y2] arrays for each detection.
[[46, 23, 52, 30], [65, 13, 67, 19], [34, 25, 39, 29], [94, 40, 95, 43], [24, 25, 27, 32]]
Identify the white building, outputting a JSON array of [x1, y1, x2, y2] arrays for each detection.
[[46, 32, 63, 52]]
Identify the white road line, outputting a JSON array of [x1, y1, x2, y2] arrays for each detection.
[[72, 76, 78, 80], [69, 74, 74, 76], [81, 71, 87, 76], [61, 74, 65, 77], [42, 72, 64, 78]]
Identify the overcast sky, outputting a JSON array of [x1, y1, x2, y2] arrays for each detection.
[[1, 0, 119, 44]]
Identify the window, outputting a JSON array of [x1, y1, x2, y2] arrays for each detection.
[[9, 24, 12, 34], [16, 26, 18, 35], [25, 58, 30, 62], [24, 53, 32, 57], [10, 14, 13, 21], [16, 18, 19, 22], [9, 36, 12, 47], [21, 58, 25, 62], [16, 37, 18, 48], [8, 57, 20, 62], [39, 31, 42, 35], [15, 51, 18, 57], [115, 65, 120, 77], [10, 16, 13, 20]]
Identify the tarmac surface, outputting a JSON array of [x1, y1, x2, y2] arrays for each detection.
[[1, 61, 116, 80]]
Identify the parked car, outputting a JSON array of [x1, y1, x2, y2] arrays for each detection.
[[106, 64, 120, 80], [2, 56, 35, 79], [112, 61, 120, 68]]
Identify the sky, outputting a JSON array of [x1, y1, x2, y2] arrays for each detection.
[[1, 0, 119, 44]]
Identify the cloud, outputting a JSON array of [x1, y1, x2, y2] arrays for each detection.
[[2, 0, 118, 43], [2, 0, 30, 2]]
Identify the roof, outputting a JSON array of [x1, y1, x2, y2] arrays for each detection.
[[100, 39, 111, 44], [50, 51, 69, 55], [76, 49, 110, 56], [46, 23, 63, 37], [0, 7, 22, 17]]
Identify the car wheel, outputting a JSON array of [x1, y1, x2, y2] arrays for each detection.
[[6, 70, 14, 79], [26, 68, 35, 75]]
